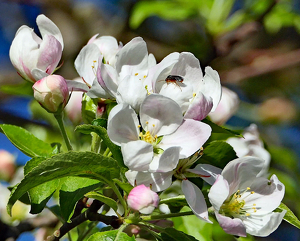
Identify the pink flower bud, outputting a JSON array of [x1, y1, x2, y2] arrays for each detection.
[[33, 75, 69, 113], [0, 150, 16, 182], [127, 185, 159, 214]]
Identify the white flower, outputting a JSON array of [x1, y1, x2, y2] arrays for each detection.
[[9, 14, 63, 82], [108, 94, 211, 172], [209, 86, 239, 125], [208, 157, 286, 237], [227, 124, 271, 176], [146, 52, 222, 120]]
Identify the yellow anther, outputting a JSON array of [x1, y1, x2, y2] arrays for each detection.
[[253, 204, 256, 206], [144, 75, 147, 78], [152, 124, 155, 127], [193, 93, 196, 97], [146, 121, 149, 124], [251, 191, 255, 194], [93, 60, 97, 63], [138, 125, 141, 128], [246, 213, 250, 217], [247, 187, 251, 190], [135, 73, 138, 76]]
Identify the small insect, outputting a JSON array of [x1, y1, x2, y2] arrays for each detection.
[[160, 75, 184, 91]]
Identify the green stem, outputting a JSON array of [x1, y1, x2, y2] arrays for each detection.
[[103, 147, 110, 156], [115, 223, 128, 241], [54, 113, 73, 151], [109, 181, 128, 217], [91, 132, 101, 153], [140, 211, 194, 221]]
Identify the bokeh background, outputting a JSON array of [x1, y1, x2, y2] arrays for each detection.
[[0, 0, 300, 240]]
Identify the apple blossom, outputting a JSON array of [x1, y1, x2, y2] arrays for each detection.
[[209, 86, 239, 125], [33, 75, 69, 113], [227, 124, 271, 176], [0, 150, 16, 182], [108, 94, 211, 172], [9, 14, 63, 82], [127, 184, 159, 214], [208, 157, 286, 237], [146, 52, 221, 120]]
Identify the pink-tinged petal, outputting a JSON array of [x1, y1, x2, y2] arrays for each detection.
[[31, 68, 48, 81], [171, 52, 203, 91], [116, 75, 148, 112], [87, 34, 99, 45], [215, 212, 247, 237], [140, 94, 183, 136], [244, 211, 286, 237], [209, 86, 239, 125], [125, 170, 173, 192], [244, 175, 285, 215], [159, 119, 211, 158], [107, 104, 140, 145], [116, 37, 148, 80], [182, 180, 212, 223], [88, 78, 112, 99], [184, 92, 213, 120], [196, 67, 221, 112], [149, 146, 180, 172], [9, 26, 40, 82], [37, 35, 62, 75], [221, 157, 265, 196], [36, 14, 64, 49], [208, 175, 229, 211], [74, 43, 101, 86], [122, 141, 153, 171], [188, 164, 222, 185], [98, 62, 119, 97]]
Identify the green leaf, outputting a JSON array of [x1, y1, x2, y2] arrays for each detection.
[[160, 195, 187, 207], [75, 124, 124, 168], [85, 191, 118, 212], [202, 118, 242, 137], [7, 151, 120, 216], [82, 94, 98, 124], [92, 118, 108, 129], [172, 207, 212, 241], [60, 176, 102, 222], [87, 230, 135, 241], [113, 179, 133, 194], [200, 141, 238, 168], [161, 227, 199, 241], [276, 203, 300, 229], [0, 124, 54, 157], [0, 81, 33, 96]]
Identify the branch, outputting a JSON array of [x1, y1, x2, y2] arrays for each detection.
[[46, 200, 122, 241]]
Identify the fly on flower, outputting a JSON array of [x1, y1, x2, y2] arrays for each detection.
[[160, 75, 184, 91]]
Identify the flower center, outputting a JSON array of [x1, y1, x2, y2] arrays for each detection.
[[221, 187, 257, 218], [138, 122, 158, 145]]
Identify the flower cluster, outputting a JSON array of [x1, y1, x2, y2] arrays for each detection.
[[7, 14, 289, 239]]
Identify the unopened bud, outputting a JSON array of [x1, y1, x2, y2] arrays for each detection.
[[127, 185, 159, 214], [33, 75, 69, 113], [0, 150, 16, 182]]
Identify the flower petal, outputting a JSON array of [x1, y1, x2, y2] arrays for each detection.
[[159, 119, 211, 158], [184, 92, 213, 120], [215, 212, 247, 237], [182, 180, 212, 223], [107, 104, 140, 145], [188, 164, 222, 185], [36, 14, 64, 49], [244, 211, 286, 237], [122, 141, 153, 171], [149, 146, 180, 172], [208, 175, 229, 211], [140, 94, 183, 136]]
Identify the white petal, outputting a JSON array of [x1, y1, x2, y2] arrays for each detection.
[[182, 180, 212, 223], [245, 175, 285, 215], [196, 66, 221, 112], [125, 170, 173, 192], [36, 14, 64, 49], [149, 146, 180, 172], [188, 164, 222, 185], [74, 43, 101, 86], [65, 79, 89, 92], [98, 62, 119, 97], [159, 119, 211, 158], [107, 104, 140, 145], [221, 157, 265, 196], [244, 211, 286, 237], [116, 75, 148, 112], [140, 94, 183, 136], [122, 141, 153, 171], [208, 175, 229, 211]]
